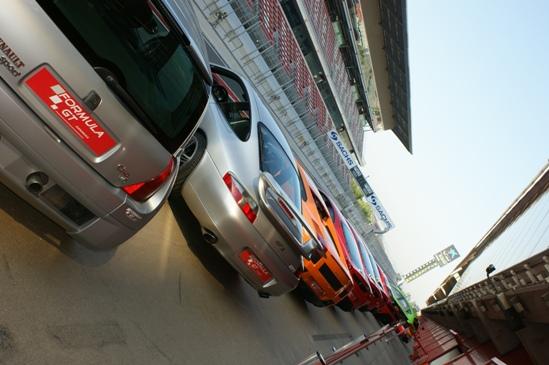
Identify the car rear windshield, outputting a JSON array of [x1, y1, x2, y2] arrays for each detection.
[[370, 256, 382, 284], [357, 240, 375, 278], [340, 220, 363, 270], [38, 0, 209, 152], [259, 125, 301, 210], [393, 289, 411, 311]]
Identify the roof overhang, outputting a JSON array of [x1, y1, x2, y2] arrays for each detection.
[[359, 0, 412, 153]]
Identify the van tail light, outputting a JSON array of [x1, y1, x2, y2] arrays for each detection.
[[122, 157, 174, 202], [223, 172, 258, 223], [239, 248, 272, 284]]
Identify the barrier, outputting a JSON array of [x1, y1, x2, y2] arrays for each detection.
[[297, 323, 402, 365]]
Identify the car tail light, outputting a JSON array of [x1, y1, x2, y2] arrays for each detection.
[[239, 248, 272, 284], [223, 172, 258, 223], [122, 157, 174, 202]]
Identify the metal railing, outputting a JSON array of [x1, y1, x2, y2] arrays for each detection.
[[297, 0, 365, 155], [297, 323, 401, 365], [424, 248, 549, 325]]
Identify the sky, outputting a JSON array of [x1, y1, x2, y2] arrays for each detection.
[[362, 0, 549, 306]]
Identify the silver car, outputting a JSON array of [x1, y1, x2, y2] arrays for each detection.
[[0, 0, 211, 249], [180, 65, 324, 297]]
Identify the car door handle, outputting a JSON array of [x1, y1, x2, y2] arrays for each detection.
[[82, 90, 101, 111]]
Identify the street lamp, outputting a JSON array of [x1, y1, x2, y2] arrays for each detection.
[[486, 264, 497, 293], [485, 264, 496, 279]]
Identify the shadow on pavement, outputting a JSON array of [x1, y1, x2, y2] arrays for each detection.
[[0, 184, 116, 266], [168, 196, 239, 289], [288, 287, 312, 316]]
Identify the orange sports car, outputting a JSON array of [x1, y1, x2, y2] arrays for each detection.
[[296, 163, 353, 306]]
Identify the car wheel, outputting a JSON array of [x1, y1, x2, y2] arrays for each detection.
[[170, 131, 206, 199], [373, 312, 393, 325], [336, 297, 354, 312]]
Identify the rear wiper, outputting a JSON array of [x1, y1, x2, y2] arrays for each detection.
[[94, 66, 160, 135]]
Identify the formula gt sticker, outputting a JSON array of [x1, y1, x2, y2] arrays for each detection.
[[25, 67, 116, 156]]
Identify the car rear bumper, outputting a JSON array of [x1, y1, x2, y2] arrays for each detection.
[[348, 286, 378, 311], [182, 151, 300, 296], [346, 273, 378, 311], [300, 254, 352, 305]]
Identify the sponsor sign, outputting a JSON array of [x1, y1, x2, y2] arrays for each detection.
[[328, 130, 394, 231], [328, 129, 356, 169], [434, 245, 460, 267], [365, 193, 395, 231], [25, 67, 116, 156]]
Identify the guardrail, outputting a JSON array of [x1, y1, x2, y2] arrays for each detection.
[[422, 249, 549, 364], [297, 323, 401, 365], [424, 249, 549, 324]]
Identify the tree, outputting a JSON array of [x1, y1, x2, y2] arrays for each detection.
[[350, 180, 373, 223]]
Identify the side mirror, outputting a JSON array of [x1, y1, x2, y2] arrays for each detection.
[[212, 85, 229, 103]]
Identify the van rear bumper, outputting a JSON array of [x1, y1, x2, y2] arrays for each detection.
[[0, 82, 171, 249]]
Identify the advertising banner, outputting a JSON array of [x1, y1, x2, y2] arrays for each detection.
[[365, 193, 395, 231], [328, 129, 394, 231], [328, 129, 356, 169], [434, 245, 460, 267]]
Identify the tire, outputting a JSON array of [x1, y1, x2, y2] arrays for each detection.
[[336, 297, 354, 312], [373, 312, 393, 325], [169, 131, 206, 199]]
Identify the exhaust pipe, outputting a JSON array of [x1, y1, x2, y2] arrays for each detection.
[[201, 228, 218, 244], [26, 172, 49, 194]]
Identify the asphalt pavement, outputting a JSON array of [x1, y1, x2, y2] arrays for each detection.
[[0, 184, 410, 364]]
